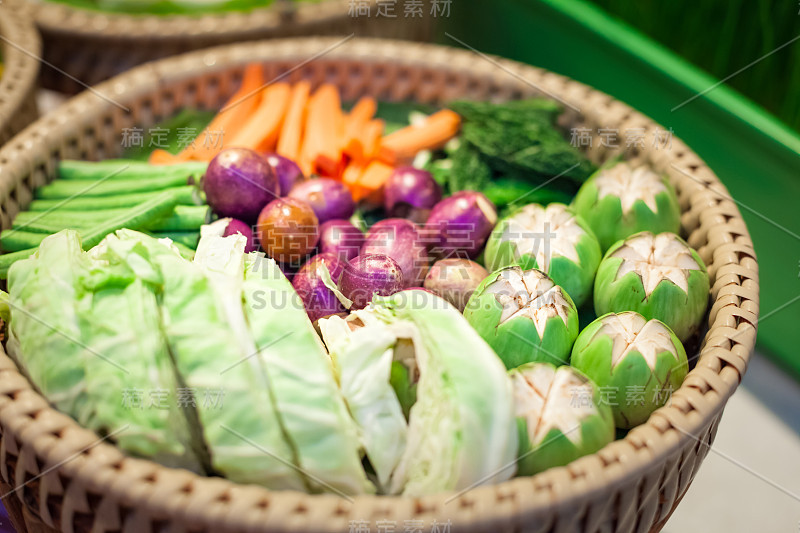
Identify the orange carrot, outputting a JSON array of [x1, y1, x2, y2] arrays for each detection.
[[276, 80, 311, 163], [342, 97, 377, 160], [342, 160, 366, 200], [361, 119, 385, 160], [174, 64, 266, 162], [300, 84, 344, 177], [379, 109, 461, 165], [348, 96, 377, 126], [355, 160, 394, 203], [148, 148, 191, 165], [226, 82, 291, 154]]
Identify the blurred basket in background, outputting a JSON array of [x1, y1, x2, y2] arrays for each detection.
[[0, 5, 40, 147], [7, 0, 434, 93], [0, 37, 758, 533]]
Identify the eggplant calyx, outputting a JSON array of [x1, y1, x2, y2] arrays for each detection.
[[592, 312, 680, 370], [595, 163, 667, 214], [485, 268, 572, 337], [612, 233, 701, 296]]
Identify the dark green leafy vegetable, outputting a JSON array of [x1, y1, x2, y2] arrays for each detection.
[[448, 141, 493, 193], [439, 98, 596, 208]]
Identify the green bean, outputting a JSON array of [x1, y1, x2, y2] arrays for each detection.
[[0, 230, 46, 252], [11, 220, 93, 235], [35, 174, 192, 200], [58, 160, 207, 181], [81, 191, 179, 248], [0, 192, 182, 277], [0, 248, 38, 279], [3, 192, 179, 251], [27, 186, 200, 211], [149, 206, 210, 232], [14, 205, 210, 233]]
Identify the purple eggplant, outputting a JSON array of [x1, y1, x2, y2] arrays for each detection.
[[220, 218, 257, 253], [383, 166, 442, 223], [256, 197, 319, 265], [425, 191, 497, 259], [423, 258, 489, 312], [292, 253, 347, 322], [204, 147, 278, 222], [319, 219, 365, 261], [288, 178, 356, 223], [340, 253, 404, 310], [361, 218, 429, 287], [265, 153, 306, 196]]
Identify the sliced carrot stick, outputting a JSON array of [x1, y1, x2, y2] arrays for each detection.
[[226, 82, 291, 154], [378, 109, 461, 165], [276, 80, 311, 163], [361, 119, 385, 161], [355, 160, 394, 204], [342, 96, 377, 159], [300, 84, 344, 177], [348, 96, 377, 125], [342, 161, 367, 201], [149, 148, 191, 165], [176, 64, 266, 161]]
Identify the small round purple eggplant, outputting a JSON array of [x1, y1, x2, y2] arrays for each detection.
[[204, 147, 278, 223], [288, 178, 356, 223], [292, 253, 347, 322], [319, 219, 365, 261], [265, 153, 306, 196], [423, 258, 489, 312], [220, 218, 257, 253], [257, 197, 319, 265], [361, 218, 429, 288], [383, 166, 442, 223], [340, 253, 404, 310], [425, 191, 498, 259]]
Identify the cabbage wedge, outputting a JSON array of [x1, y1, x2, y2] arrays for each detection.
[[7, 231, 202, 470], [318, 314, 408, 491], [7, 231, 93, 418], [242, 252, 374, 496], [335, 290, 518, 496], [105, 230, 307, 490]]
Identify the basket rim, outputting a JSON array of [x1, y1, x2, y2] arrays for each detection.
[[17, 0, 356, 40], [0, 5, 41, 136], [0, 37, 759, 530]]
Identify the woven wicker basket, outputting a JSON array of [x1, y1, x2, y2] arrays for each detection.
[[9, 0, 433, 93], [0, 5, 40, 148], [0, 38, 758, 533]]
